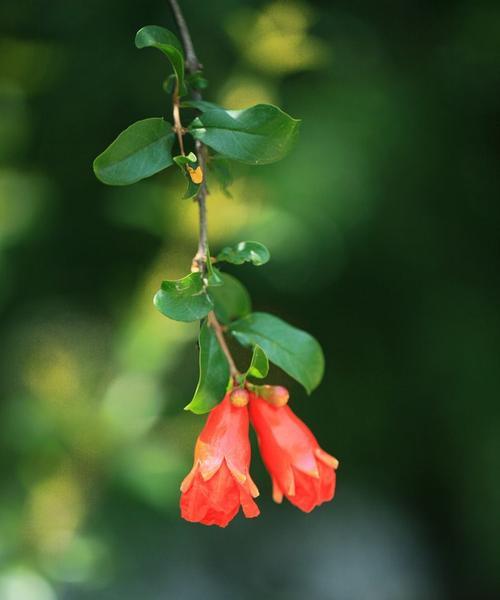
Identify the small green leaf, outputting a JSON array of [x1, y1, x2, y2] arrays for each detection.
[[173, 153, 201, 199], [135, 26, 186, 94], [205, 252, 223, 287], [188, 103, 300, 164], [185, 320, 230, 414], [208, 272, 251, 324], [93, 118, 175, 186], [162, 73, 177, 95], [217, 241, 270, 266], [173, 152, 197, 166], [247, 345, 269, 379], [187, 72, 208, 90], [154, 272, 212, 322], [229, 312, 324, 393], [182, 179, 201, 200]]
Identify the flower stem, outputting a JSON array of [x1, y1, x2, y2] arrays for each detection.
[[168, 0, 241, 379], [207, 311, 240, 379]]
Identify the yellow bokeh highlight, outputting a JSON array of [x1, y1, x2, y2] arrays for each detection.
[[227, 1, 329, 75], [24, 467, 84, 556], [218, 75, 276, 109], [0, 37, 64, 93], [173, 177, 267, 244], [24, 343, 82, 408]]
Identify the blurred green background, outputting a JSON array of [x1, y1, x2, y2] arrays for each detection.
[[1, 0, 499, 598]]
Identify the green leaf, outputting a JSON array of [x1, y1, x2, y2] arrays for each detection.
[[229, 312, 324, 393], [154, 272, 213, 322], [217, 241, 270, 266], [208, 272, 251, 324], [135, 26, 185, 94], [93, 118, 175, 186], [173, 152, 197, 166], [185, 320, 230, 414], [246, 345, 269, 379], [162, 73, 177, 95], [173, 153, 200, 199], [188, 103, 300, 164], [182, 179, 201, 200], [187, 72, 208, 91], [173, 153, 197, 194], [181, 99, 219, 112], [205, 252, 223, 287]]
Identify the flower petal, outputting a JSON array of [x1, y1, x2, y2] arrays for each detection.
[[180, 463, 198, 493], [196, 439, 224, 481], [239, 488, 260, 518], [315, 447, 339, 470], [247, 473, 260, 498], [226, 459, 247, 485], [272, 477, 284, 504]]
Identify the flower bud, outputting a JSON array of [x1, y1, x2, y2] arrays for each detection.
[[230, 388, 249, 407], [258, 385, 289, 407]]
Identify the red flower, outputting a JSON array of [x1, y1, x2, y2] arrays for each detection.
[[249, 393, 339, 513], [180, 394, 260, 527]]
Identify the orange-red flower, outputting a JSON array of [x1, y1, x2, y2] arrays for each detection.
[[249, 393, 339, 513], [180, 394, 260, 527]]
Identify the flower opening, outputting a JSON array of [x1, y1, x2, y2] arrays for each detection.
[[180, 394, 259, 527]]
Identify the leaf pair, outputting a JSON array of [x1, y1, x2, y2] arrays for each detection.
[[230, 313, 324, 395], [188, 312, 324, 414], [93, 102, 300, 186], [93, 26, 300, 187], [153, 241, 269, 323]]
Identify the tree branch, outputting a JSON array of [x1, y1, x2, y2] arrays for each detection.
[[168, 0, 201, 74], [168, 0, 240, 379], [168, 0, 207, 271]]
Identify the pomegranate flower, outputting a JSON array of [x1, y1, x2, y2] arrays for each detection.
[[249, 393, 339, 513], [180, 393, 259, 527]]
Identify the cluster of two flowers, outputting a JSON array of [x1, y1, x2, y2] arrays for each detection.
[[181, 386, 339, 527]]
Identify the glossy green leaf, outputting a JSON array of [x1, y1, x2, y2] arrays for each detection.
[[246, 345, 269, 379], [182, 179, 200, 200], [205, 253, 223, 287], [181, 99, 219, 112], [173, 153, 200, 199], [135, 26, 185, 94], [208, 272, 251, 324], [229, 312, 324, 393], [154, 272, 212, 322], [185, 321, 230, 414], [217, 241, 270, 266], [188, 103, 300, 164], [173, 152, 197, 166], [93, 118, 175, 186]]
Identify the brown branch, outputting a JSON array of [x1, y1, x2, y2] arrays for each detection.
[[208, 312, 240, 378], [168, 0, 201, 73], [168, 0, 207, 269], [168, 0, 240, 379], [172, 88, 185, 155], [193, 139, 208, 268]]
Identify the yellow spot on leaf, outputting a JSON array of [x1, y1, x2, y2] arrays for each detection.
[[187, 165, 203, 184]]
